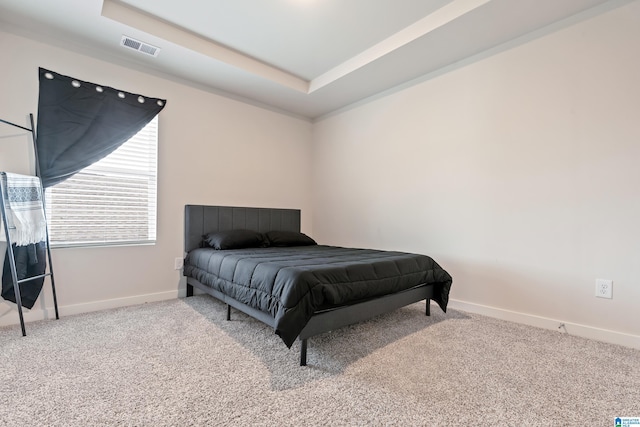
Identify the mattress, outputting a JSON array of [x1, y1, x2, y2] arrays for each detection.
[[184, 245, 452, 347]]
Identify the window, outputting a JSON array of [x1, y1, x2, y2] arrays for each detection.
[[45, 116, 158, 247]]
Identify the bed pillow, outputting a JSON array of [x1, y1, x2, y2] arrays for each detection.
[[203, 229, 265, 250], [264, 230, 317, 247]]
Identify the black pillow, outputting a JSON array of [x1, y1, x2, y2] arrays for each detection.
[[264, 230, 316, 247], [203, 229, 264, 250]]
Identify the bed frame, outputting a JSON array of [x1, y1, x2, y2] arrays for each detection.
[[184, 205, 436, 366]]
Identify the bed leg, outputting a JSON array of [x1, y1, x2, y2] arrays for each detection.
[[226, 304, 231, 321], [186, 284, 193, 297], [300, 338, 308, 366], [425, 299, 431, 316]]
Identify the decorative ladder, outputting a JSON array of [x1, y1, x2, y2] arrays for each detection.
[[0, 114, 59, 335]]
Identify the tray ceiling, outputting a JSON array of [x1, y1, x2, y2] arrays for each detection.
[[0, 0, 623, 119]]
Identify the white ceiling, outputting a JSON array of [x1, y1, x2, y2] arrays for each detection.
[[0, 0, 622, 119]]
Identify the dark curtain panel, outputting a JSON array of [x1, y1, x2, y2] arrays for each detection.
[[2, 243, 46, 309], [35, 68, 166, 188]]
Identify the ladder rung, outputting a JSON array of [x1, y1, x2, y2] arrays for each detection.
[[17, 273, 53, 284]]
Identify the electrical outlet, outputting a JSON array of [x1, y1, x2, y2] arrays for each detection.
[[174, 257, 184, 270], [595, 279, 612, 299]]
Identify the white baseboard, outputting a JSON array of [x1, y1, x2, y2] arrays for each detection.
[[447, 299, 640, 350], [4, 292, 638, 350], [0, 290, 178, 327]]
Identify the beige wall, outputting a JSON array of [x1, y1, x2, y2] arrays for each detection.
[[0, 31, 313, 324], [312, 2, 640, 347]]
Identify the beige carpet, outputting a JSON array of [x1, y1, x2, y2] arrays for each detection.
[[1, 295, 639, 426]]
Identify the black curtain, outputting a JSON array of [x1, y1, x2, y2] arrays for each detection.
[[2, 243, 46, 309], [35, 68, 166, 188]]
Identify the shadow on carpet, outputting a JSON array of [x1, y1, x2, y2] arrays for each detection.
[[182, 295, 469, 390]]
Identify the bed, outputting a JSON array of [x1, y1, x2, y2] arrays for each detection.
[[183, 205, 452, 366]]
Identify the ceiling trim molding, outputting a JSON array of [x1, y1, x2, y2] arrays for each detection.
[[308, 0, 492, 93], [101, 0, 310, 93]]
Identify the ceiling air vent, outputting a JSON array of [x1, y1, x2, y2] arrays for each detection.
[[120, 35, 160, 57]]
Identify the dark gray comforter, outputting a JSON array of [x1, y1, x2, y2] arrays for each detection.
[[183, 245, 452, 347]]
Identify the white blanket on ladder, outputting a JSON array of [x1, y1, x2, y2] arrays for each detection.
[[0, 172, 47, 246]]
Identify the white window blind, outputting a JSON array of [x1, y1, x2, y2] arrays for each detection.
[[45, 116, 158, 247]]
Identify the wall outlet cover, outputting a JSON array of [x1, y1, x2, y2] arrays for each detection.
[[595, 279, 613, 299]]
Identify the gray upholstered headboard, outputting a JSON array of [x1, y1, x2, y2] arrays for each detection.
[[184, 205, 301, 252]]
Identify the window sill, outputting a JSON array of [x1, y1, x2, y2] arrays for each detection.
[[50, 240, 156, 250]]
